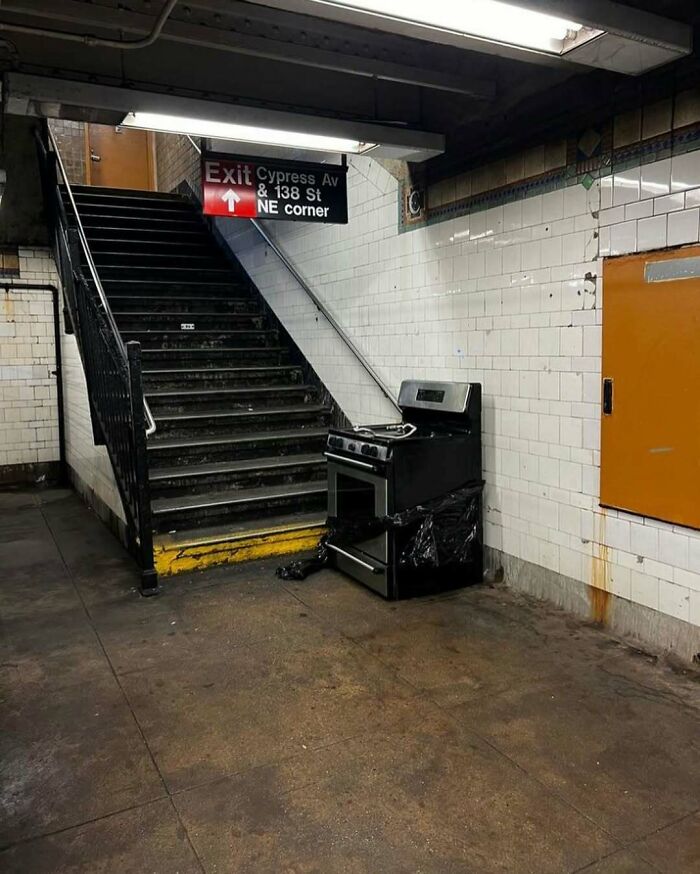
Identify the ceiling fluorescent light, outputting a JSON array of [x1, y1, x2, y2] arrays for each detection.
[[121, 111, 375, 154], [306, 0, 600, 55]]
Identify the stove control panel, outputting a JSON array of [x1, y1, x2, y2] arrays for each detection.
[[326, 434, 389, 462]]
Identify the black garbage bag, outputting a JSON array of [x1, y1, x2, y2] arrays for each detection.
[[276, 483, 482, 580]]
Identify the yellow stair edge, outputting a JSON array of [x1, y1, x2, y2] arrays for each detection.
[[153, 519, 326, 577]]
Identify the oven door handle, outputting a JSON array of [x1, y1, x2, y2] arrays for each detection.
[[324, 451, 376, 470], [326, 543, 384, 574]]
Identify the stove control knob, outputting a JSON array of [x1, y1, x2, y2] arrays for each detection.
[[348, 443, 356, 453], [369, 445, 379, 458], [360, 444, 370, 456]]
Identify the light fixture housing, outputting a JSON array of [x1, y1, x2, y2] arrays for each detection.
[[304, 0, 600, 56], [250, 0, 692, 75], [5, 74, 445, 162], [121, 111, 376, 154]]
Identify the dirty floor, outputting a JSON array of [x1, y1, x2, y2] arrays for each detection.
[[1, 487, 699, 873]]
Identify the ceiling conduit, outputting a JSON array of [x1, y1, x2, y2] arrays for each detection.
[[0, 0, 178, 49]]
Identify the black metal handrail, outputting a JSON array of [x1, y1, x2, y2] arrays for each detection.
[[35, 122, 158, 594]]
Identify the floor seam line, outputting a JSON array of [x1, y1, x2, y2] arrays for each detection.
[[0, 794, 170, 854]]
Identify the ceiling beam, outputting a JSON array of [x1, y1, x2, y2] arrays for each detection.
[[5, 72, 446, 161], [0, 1, 495, 98]]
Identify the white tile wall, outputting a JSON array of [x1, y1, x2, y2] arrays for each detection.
[[222, 150, 700, 633], [0, 247, 124, 519], [0, 250, 60, 470]]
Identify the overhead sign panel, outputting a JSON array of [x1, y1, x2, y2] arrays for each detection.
[[201, 152, 348, 224]]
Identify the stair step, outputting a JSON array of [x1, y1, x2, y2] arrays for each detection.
[[70, 202, 193, 217], [153, 511, 326, 576], [144, 384, 317, 413], [140, 347, 290, 367], [92, 251, 228, 268], [147, 427, 328, 467], [121, 329, 278, 349], [115, 312, 264, 331], [152, 404, 330, 438], [149, 452, 326, 498], [80, 216, 202, 232], [99, 266, 233, 282], [102, 280, 245, 295], [151, 480, 328, 533], [109, 296, 258, 314], [84, 226, 209, 242], [142, 365, 303, 390], [90, 238, 212, 252], [67, 185, 187, 204]]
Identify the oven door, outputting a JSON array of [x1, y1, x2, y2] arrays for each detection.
[[326, 457, 389, 593]]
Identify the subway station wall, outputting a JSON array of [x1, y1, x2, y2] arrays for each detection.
[[159, 97, 700, 653]]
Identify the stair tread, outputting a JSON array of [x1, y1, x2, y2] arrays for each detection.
[[153, 510, 326, 545], [148, 428, 327, 450], [152, 479, 328, 515], [150, 452, 324, 481], [145, 385, 313, 398], [154, 404, 329, 422], [143, 365, 300, 375], [123, 329, 275, 335], [140, 346, 287, 354], [116, 311, 258, 317]]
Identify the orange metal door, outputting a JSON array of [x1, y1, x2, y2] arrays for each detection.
[[601, 245, 700, 530], [86, 124, 154, 190]]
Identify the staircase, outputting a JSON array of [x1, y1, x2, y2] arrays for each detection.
[[67, 185, 330, 576]]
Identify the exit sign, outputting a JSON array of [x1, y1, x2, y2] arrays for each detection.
[[201, 152, 348, 224]]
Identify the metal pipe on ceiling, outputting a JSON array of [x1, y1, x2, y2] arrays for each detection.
[[0, 0, 493, 98], [0, 0, 178, 50]]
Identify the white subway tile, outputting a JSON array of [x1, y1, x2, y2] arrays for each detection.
[[609, 220, 637, 256], [671, 150, 700, 192], [658, 580, 690, 621], [625, 200, 653, 221], [599, 206, 626, 227], [630, 570, 659, 610], [637, 215, 667, 252], [667, 208, 700, 246], [654, 192, 685, 214], [640, 158, 671, 200], [613, 167, 641, 205]]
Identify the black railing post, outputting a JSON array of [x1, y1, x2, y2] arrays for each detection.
[[127, 341, 159, 596]]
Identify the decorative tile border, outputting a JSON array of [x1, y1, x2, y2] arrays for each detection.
[[399, 115, 700, 233]]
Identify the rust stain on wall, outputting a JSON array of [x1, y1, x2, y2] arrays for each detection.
[[589, 511, 611, 625]]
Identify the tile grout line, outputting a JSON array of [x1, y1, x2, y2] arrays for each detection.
[[37, 501, 208, 874]]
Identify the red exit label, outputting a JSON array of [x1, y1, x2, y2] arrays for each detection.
[[202, 158, 257, 218]]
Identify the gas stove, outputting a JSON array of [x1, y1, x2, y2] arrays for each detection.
[[324, 380, 482, 599]]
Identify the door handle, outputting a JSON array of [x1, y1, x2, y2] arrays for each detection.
[[602, 378, 614, 415], [90, 152, 101, 162]]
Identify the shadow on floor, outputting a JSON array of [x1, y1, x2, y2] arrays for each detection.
[[1, 487, 699, 873]]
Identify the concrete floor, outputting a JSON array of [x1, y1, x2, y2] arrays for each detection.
[[1, 489, 699, 873]]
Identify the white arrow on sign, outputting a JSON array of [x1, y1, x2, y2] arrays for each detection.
[[221, 188, 242, 213]]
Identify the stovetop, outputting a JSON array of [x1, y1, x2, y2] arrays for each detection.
[[326, 419, 470, 463], [325, 380, 481, 465]]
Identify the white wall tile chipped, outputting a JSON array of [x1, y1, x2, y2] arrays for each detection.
[[223, 151, 700, 634]]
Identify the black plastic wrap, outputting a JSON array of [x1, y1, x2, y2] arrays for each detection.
[[276, 483, 482, 581]]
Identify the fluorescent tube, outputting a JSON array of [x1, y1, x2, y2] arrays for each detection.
[[121, 111, 375, 153], [307, 0, 598, 55]]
